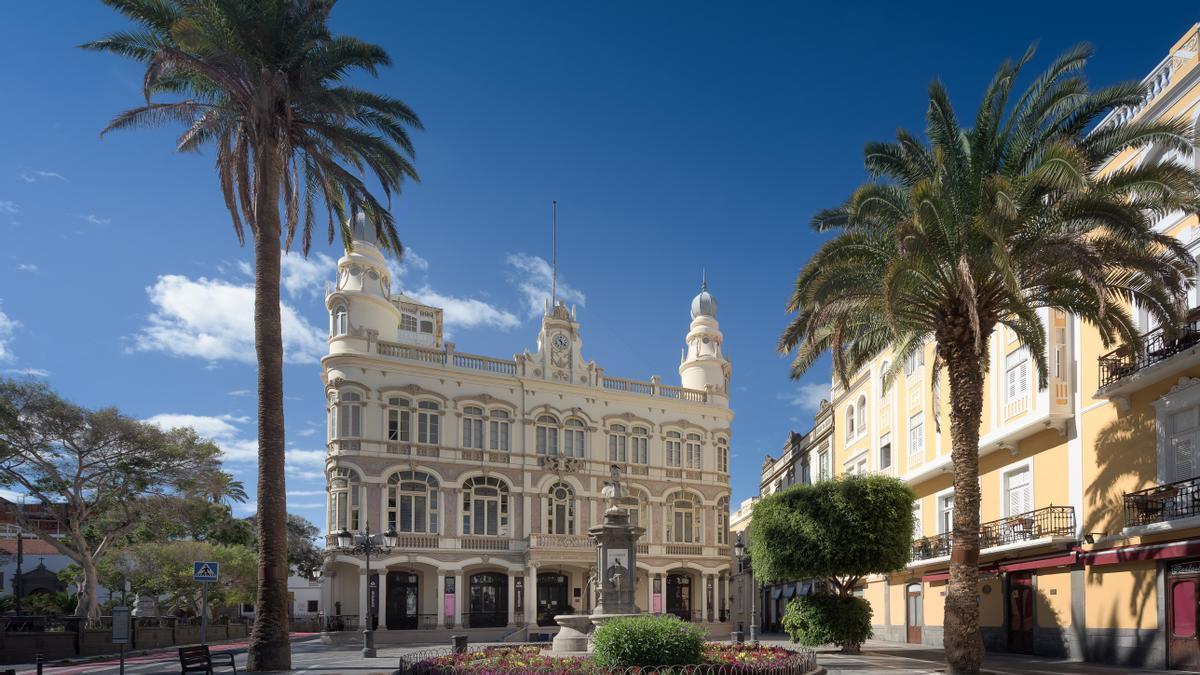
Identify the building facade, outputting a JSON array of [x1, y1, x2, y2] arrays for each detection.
[[802, 25, 1200, 670], [320, 225, 735, 637]]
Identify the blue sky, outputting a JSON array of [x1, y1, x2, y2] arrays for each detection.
[[0, 2, 1197, 527]]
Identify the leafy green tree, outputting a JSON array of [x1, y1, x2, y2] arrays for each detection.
[[85, 2, 421, 666], [779, 45, 1200, 672], [99, 540, 257, 618], [750, 475, 914, 652], [246, 513, 323, 579], [0, 379, 226, 619], [782, 594, 872, 653]]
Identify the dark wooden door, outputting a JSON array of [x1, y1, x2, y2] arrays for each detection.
[[468, 573, 508, 628], [1007, 574, 1034, 654], [386, 571, 418, 630], [536, 573, 569, 626], [905, 584, 922, 644], [1169, 576, 1200, 670], [667, 574, 692, 622]]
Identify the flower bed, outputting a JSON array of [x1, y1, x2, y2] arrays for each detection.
[[405, 643, 815, 674]]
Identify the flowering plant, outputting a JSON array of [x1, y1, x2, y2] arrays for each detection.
[[409, 642, 811, 674]]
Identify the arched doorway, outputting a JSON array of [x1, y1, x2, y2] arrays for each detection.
[[386, 571, 419, 630], [1006, 573, 1034, 654], [666, 573, 692, 622], [1169, 561, 1200, 670], [537, 572, 570, 626], [905, 583, 923, 644], [468, 572, 508, 628]]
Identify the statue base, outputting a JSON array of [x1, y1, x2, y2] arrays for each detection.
[[544, 614, 594, 656]]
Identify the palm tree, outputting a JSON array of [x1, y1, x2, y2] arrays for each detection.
[[202, 472, 249, 505], [780, 45, 1200, 673], [84, 1, 421, 668]]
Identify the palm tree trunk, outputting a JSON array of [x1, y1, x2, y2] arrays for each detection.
[[246, 135, 292, 672], [943, 344, 985, 674]]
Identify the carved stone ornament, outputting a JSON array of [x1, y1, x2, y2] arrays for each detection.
[[539, 455, 582, 473], [1168, 377, 1200, 396]]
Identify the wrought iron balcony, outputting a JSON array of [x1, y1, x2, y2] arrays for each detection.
[[910, 506, 1076, 562], [1124, 476, 1200, 527], [1098, 317, 1200, 388]]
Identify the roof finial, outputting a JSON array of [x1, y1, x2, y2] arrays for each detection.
[[701, 268, 708, 292], [551, 200, 558, 308]]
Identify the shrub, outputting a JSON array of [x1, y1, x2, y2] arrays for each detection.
[[781, 594, 872, 653], [590, 614, 705, 668]]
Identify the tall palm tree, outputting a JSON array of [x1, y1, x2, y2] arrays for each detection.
[[84, 1, 421, 668], [780, 45, 1200, 673]]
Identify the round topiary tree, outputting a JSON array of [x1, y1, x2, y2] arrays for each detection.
[[750, 474, 915, 653], [590, 614, 705, 668], [782, 594, 872, 652]]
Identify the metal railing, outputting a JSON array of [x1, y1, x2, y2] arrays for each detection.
[[911, 506, 1076, 562], [323, 614, 360, 631], [1125, 475, 1200, 527], [461, 611, 508, 629], [1098, 317, 1200, 388]]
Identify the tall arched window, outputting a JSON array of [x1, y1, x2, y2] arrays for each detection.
[[332, 304, 348, 336], [665, 431, 682, 467], [489, 410, 510, 452], [716, 437, 729, 473], [631, 426, 649, 464], [685, 433, 703, 469], [624, 490, 646, 529], [537, 415, 560, 455], [387, 397, 411, 442], [462, 406, 484, 449], [608, 424, 627, 462], [564, 418, 585, 457], [545, 482, 576, 535], [667, 491, 702, 544], [328, 467, 361, 532], [334, 391, 363, 438], [856, 395, 867, 436], [417, 400, 441, 445], [716, 495, 730, 545], [462, 476, 509, 536], [387, 471, 439, 533], [845, 404, 856, 443]]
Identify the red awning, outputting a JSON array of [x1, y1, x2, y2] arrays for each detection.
[[1084, 539, 1200, 567], [999, 552, 1076, 572]]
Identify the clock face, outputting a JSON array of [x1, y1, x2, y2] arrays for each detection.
[[553, 333, 570, 351]]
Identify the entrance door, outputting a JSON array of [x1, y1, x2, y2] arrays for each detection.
[[386, 571, 419, 630], [1007, 574, 1034, 654], [468, 573, 508, 628], [537, 573, 569, 626], [905, 583, 922, 644], [1169, 574, 1200, 670], [666, 574, 692, 622]]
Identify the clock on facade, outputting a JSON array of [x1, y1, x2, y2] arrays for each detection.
[[553, 333, 570, 351]]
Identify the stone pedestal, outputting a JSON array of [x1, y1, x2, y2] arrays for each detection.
[[549, 614, 593, 655]]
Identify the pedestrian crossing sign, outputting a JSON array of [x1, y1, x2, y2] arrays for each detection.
[[193, 561, 219, 582]]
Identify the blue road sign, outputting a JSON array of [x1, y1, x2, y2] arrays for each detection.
[[193, 561, 219, 582]]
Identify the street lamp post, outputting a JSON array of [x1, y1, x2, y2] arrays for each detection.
[[337, 522, 397, 658], [733, 532, 757, 643]]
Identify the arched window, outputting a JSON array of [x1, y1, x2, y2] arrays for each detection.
[[537, 415, 560, 455], [685, 433, 703, 469], [328, 467, 361, 532], [387, 471, 439, 533], [667, 491, 702, 544], [387, 397, 411, 442], [417, 400, 441, 445], [462, 406, 484, 449], [609, 424, 627, 462], [333, 391, 363, 438], [717, 495, 730, 545], [856, 395, 867, 436], [845, 404, 856, 443], [631, 426, 649, 464], [716, 437, 729, 473], [545, 481, 576, 535], [489, 410, 510, 452], [332, 304, 348, 336], [564, 418, 585, 457], [665, 431, 682, 467], [623, 490, 646, 529], [462, 476, 510, 536]]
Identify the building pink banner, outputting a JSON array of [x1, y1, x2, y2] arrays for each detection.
[[444, 594, 455, 619], [652, 593, 662, 613]]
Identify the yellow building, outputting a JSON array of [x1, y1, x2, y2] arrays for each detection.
[[819, 25, 1200, 670]]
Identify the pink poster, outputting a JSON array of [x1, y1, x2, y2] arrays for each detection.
[[444, 593, 455, 619], [652, 593, 662, 614]]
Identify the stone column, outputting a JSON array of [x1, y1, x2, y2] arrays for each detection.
[[507, 573, 517, 625], [646, 570, 655, 613], [358, 568, 369, 631], [702, 574, 712, 623], [436, 573, 446, 627], [524, 564, 538, 625], [453, 571, 464, 628]]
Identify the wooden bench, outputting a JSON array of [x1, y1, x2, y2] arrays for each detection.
[[179, 645, 237, 674]]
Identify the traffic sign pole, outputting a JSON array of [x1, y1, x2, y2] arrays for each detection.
[[201, 581, 208, 645]]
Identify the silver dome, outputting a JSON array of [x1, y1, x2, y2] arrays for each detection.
[[690, 289, 718, 319]]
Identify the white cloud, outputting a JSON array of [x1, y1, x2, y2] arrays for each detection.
[[133, 274, 327, 364], [505, 253, 586, 317], [0, 201, 18, 214], [227, 389, 251, 397], [280, 251, 335, 298], [144, 411, 325, 473], [779, 381, 831, 413], [144, 412, 247, 442], [404, 285, 520, 332], [16, 264, 37, 272], [81, 214, 111, 225], [287, 490, 326, 497], [0, 304, 19, 362], [18, 169, 67, 183], [4, 367, 49, 377], [297, 428, 317, 437]]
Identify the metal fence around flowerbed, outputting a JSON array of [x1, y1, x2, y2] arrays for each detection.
[[396, 643, 819, 675]]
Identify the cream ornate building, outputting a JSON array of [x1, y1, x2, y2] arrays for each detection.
[[319, 223, 735, 639]]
